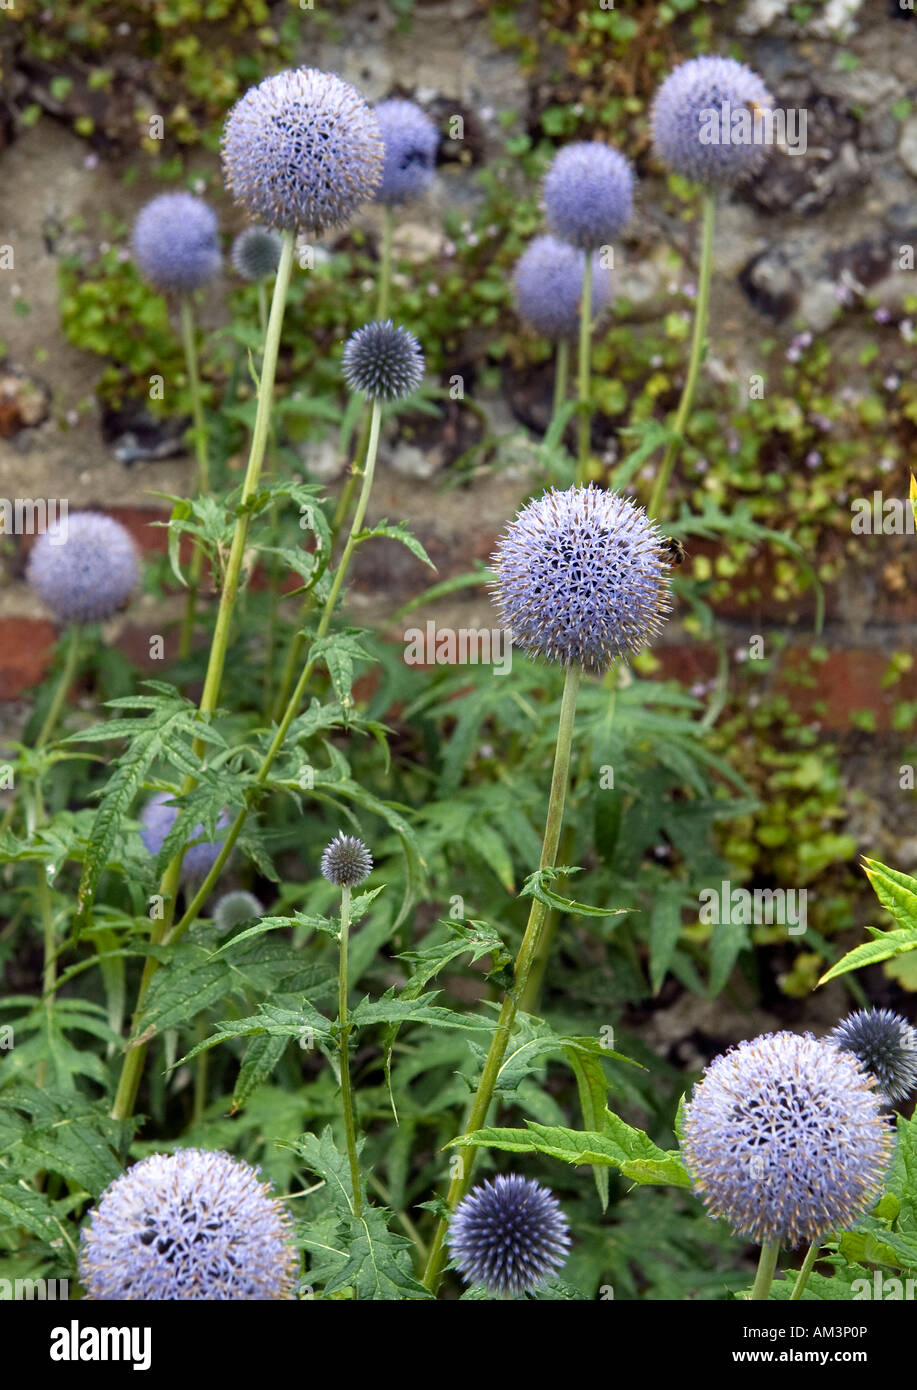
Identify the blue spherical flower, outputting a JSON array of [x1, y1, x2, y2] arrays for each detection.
[[829, 1009, 917, 1106], [448, 1175, 570, 1296], [212, 890, 264, 935], [231, 226, 283, 281], [682, 1032, 894, 1248], [139, 791, 229, 883], [543, 142, 634, 250], [491, 485, 671, 674], [651, 56, 774, 186], [221, 68, 383, 233], [320, 832, 373, 888], [26, 511, 138, 625], [514, 235, 612, 341], [341, 319, 424, 400], [132, 193, 221, 294], [373, 98, 438, 205], [78, 1149, 297, 1300]]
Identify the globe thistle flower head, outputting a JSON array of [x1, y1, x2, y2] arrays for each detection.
[[682, 1031, 895, 1248], [829, 1008, 917, 1106], [132, 193, 221, 293], [491, 485, 671, 674], [448, 1175, 570, 1296], [26, 511, 138, 625], [221, 68, 383, 233], [341, 319, 424, 400], [212, 890, 264, 935], [374, 98, 438, 205], [542, 142, 634, 250], [139, 792, 229, 883], [513, 235, 612, 341], [231, 225, 283, 281], [650, 56, 774, 186], [320, 832, 373, 888], [78, 1149, 297, 1300]]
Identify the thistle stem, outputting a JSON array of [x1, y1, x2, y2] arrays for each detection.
[[111, 397, 383, 1125], [421, 661, 581, 1295], [377, 204, 394, 320], [111, 232, 296, 1125], [575, 254, 593, 486], [647, 191, 715, 521], [552, 338, 569, 420], [36, 623, 80, 751], [178, 295, 211, 661], [750, 1238, 780, 1301], [337, 884, 363, 1216], [789, 1242, 819, 1301]]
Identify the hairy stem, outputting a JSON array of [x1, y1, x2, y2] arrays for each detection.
[[421, 662, 581, 1294], [789, 1242, 819, 1301], [750, 1238, 780, 1301], [647, 191, 715, 521], [337, 884, 363, 1216], [575, 254, 593, 486], [178, 295, 211, 661]]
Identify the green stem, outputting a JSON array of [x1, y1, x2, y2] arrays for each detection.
[[575, 254, 593, 486], [518, 665, 615, 1015], [421, 662, 582, 1295], [178, 296, 211, 661], [36, 623, 80, 750], [552, 338, 569, 421], [377, 205, 394, 320], [647, 191, 715, 521], [789, 1242, 819, 1301], [111, 233, 296, 1125], [750, 1238, 780, 1301], [337, 884, 363, 1216], [111, 394, 382, 1124]]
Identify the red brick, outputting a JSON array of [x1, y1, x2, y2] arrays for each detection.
[[0, 616, 59, 698]]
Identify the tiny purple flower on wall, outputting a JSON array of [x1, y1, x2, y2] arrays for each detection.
[[681, 1031, 894, 1248], [513, 235, 612, 341], [132, 193, 221, 293], [448, 1175, 570, 1296], [341, 319, 424, 400], [320, 832, 373, 888], [650, 56, 774, 186], [26, 511, 138, 625], [542, 142, 634, 250], [373, 98, 438, 205], [491, 484, 671, 674], [231, 226, 283, 281], [78, 1149, 297, 1300], [139, 791, 229, 883], [829, 1008, 917, 1106], [221, 68, 383, 233]]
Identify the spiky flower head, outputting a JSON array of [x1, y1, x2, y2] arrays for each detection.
[[212, 890, 264, 935], [542, 142, 634, 250], [829, 1009, 917, 1106], [26, 511, 138, 625], [681, 1031, 895, 1249], [78, 1149, 297, 1300], [132, 193, 221, 294], [231, 226, 283, 281], [139, 791, 229, 883], [341, 319, 424, 400], [513, 235, 613, 341], [491, 485, 671, 674], [448, 1175, 570, 1296], [221, 68, 383, 233], [650, 55, 774, 186], [320, 832, 373, 888], [374, 98, 439, 205]]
